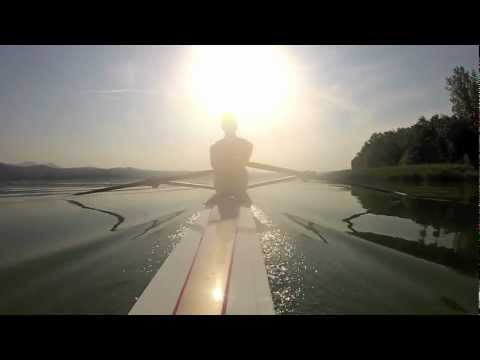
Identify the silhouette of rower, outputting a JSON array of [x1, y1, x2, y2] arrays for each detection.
[[206, 114, 252, 210]]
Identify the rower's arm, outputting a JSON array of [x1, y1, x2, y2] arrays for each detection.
[[239, 141, 253, 166], [210, 146, 217, 169]]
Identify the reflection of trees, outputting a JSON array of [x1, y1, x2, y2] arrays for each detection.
[[346, 187, 477, 275], [350, 187, 475, 236], [346, 230, 476, 275], [418, 226, 427, 246]]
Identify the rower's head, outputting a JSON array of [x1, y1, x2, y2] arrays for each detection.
[[221, 113, 237, 137]]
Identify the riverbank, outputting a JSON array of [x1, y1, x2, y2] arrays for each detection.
[[319, 164, 478, 204]]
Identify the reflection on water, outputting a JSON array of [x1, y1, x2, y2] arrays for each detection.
[[67, 200, 125, 231], [130, 210, 186, 240], [284, 213, 329, 244], [250, 181, 477, 314], [0, 186, 207, 314], [345, 186, 477, 275], [0, 206, 191, 314], [205, 192, 252, 220], [0, 181, 477, 314], [252, 206, 306, 314]]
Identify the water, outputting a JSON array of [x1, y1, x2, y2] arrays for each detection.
[[0, 180, 477, 314]]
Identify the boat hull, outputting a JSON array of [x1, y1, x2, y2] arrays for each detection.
[[129, 204, 274, 315]]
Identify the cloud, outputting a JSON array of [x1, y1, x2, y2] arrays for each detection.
[[315, 89, 363, 115], [84, 89, 162, 95], [310, 84, 376, 126]]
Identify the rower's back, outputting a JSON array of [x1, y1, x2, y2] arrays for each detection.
[[210, 115, 252, 196]]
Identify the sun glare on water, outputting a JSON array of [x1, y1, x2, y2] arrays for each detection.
[[189, 45, 295, 132]]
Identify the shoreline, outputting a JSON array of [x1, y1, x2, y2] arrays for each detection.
[[318, 164, 478, 204]]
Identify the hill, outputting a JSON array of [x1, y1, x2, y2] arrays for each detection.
[[0, 162, 189, 182]]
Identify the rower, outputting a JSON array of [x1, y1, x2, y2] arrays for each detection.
[[206, 113, 253, 211]]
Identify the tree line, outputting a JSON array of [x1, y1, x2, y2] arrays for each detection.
[[352, 66, 479, 170]]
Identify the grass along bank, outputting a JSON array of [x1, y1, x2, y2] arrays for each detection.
[[318, 164, 478, 204]]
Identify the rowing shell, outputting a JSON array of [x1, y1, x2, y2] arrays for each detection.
[[129, 203, 274, 315]]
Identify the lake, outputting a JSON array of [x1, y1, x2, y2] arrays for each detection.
[[0, 180, 477, 314]]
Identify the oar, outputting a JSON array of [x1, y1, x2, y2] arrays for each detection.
[[165, 181, 215, 190], [247, 162, 409, 197], [74, 169, 214, 195], [247, 176, 297, 188], [247, 162, 313, 180]]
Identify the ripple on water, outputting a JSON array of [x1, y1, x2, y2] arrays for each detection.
[[140, 211, 201, 276], [251, 205, 306, 314]]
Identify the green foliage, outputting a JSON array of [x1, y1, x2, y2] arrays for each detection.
[[321, 163, 478, 203], [445, 66, 479, 127], [352, 66, 479, 169]]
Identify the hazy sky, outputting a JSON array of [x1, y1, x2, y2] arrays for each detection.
[[0, 45, 477, 171]]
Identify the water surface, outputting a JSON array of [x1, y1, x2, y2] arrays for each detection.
[[0, 180, 477, 314]]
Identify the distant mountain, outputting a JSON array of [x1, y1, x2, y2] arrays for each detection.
[[0, 162, 190, 182], [17, 161, 59, 168]]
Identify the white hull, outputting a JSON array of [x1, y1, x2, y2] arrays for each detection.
[[129, 205, 274, 315]]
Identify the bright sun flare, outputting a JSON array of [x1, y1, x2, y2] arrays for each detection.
[[189, 45, 294, 130]]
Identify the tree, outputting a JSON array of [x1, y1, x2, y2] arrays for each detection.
[[351, 66, 479, 170], [445, 67, 479, 168], [445, 66, 479, 127]]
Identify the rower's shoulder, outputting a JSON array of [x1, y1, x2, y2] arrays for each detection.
[[211, 137, 252, 148], [236, 137, 253, 148], [210, 139, 224, 149]]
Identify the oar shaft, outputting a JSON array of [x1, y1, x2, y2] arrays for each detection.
[[73, 180, 148, 195], [247, 162, 302, 176], [165, 181, 215, 190], [74, 169, 214, 195], [247, 176, 297, 189]]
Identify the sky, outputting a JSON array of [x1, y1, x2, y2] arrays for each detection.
[[0, 45, 477, 171]]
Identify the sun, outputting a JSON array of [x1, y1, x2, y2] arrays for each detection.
[[188, 45, 295, 131]]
